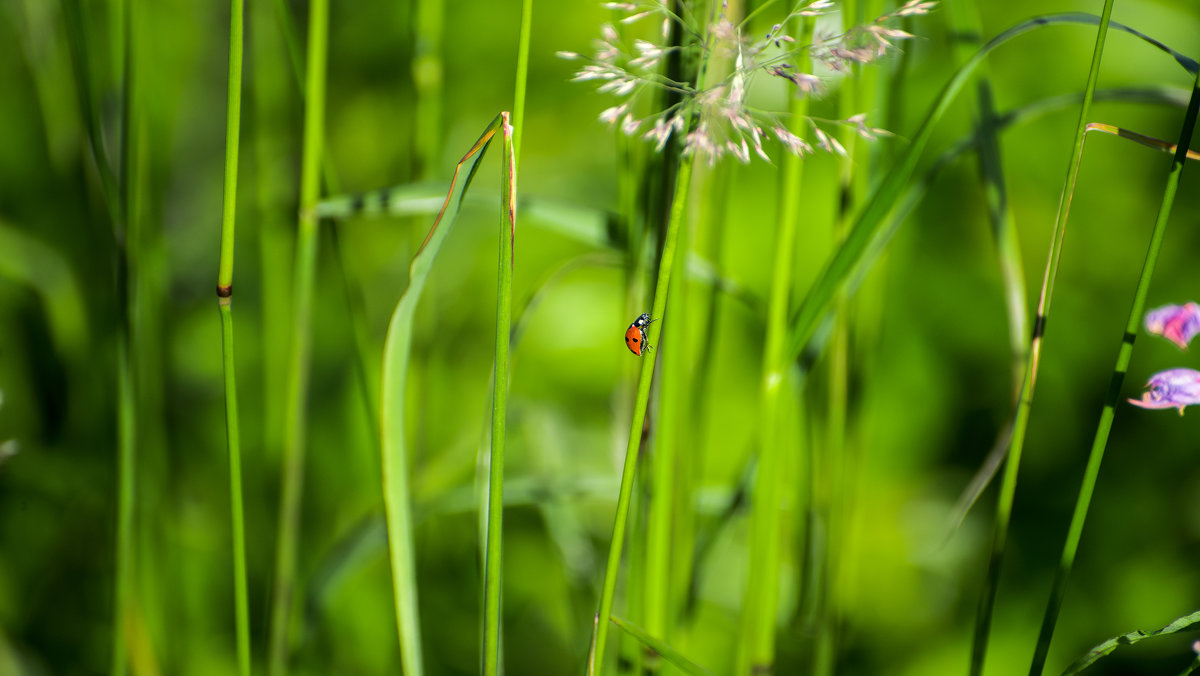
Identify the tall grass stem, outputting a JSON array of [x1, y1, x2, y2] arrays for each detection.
[[1027, 66, 1200, 676], [589, 153, 696, 676], [483, 114, 518, 676], [112, 0, 142, 671], [268, 0, 328, 672], [969, 4, 1116, 674], [216, 0, 250, 673]]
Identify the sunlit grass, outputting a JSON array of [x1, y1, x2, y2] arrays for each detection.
[[5, 2, 1200, 675]]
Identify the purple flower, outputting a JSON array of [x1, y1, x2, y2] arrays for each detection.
[[1128, 368, 1200, 415], [1144, 302, 1200, 350]]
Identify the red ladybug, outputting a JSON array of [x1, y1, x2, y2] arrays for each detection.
[[624, 313, 658, 356]]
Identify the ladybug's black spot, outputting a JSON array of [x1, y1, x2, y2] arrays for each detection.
[[632, 336, 640, 343]]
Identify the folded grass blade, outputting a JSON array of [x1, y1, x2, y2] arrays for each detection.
[[380, 113, 505, 676]]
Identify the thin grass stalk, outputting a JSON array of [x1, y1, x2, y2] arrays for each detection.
[[413, 0, 445, 178], [511, 0, 533, 163], [482, 114, 517, 676], [644, 2, 738, 666], [736, 13, 813, 674], [589, 152, 696, 676], [1028, 68, 1200, 676], [216, 0, 250, 673], [218, 303, 251, 676], [268, 0, 328, 673], [60, 0, 122, 229], [811, 2, 866, 668], [111, 0, 141, 671], [480, 6, 533, 668], [267, 0, 385, 475], [969, 3, 1116, 673], [674, 162, 732, 650], [643, 203, 687, 669]]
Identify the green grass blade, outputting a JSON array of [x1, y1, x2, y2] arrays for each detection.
[[268, 0, 328, 672], [1061, 609, 1200, 675], [1028, 64, 1200, 676], [218, 302, 251, 676], [610, 616, 713, 676], [216, 0, 250, 673], [482, 113, 517, 676], [588, 151, 696, 676], [785, 12, 1198, 366], [739, 13, 812, 675], [412, 0, 444, 178], [975, 3, 1120, 672], [112, 0, 143, 671], [381, 114, 504, 676]]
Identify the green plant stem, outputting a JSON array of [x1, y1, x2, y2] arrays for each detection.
[[483, 113, 518, 676], [113, 340, 136, 676], [511, 0, 533, 164], [217, 0, 245, 292], [268, 0, 328, 673], [589, 153, 695, 676], [970, 4, 1116, 674], [412, 0, 444, 178], [112, 0, 141, 672], [737, 12, 813, 674], [1028, 67, 1200, 676], [219, 301, 251, 676], [216, 0, 250, 673]]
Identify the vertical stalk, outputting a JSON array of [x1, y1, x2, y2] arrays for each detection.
[[738, 14, 812, 675], [482, 114, 517, 676], [216, 0, 250, 674], [970, 2, 1116, 673], [481, 2, 532, 667], [589, 153, 696, 676], [511, 0, 533, 163], [1028, 69, 1200, 676], [412, 0, 445, 178], [268, 0, 328, 673], [112, 0, 141, 671]]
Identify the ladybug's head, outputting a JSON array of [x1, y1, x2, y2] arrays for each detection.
[[634, 313, 655, 327]]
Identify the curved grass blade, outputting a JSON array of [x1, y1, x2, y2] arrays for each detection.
[[610, 616, 713, 676], [380, 113, 504, 676], [1062, 609, 1200, 675], [785, 12, 1199, 366]]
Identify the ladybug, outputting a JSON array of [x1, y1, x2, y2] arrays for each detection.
[[624, 313, 658, 356]]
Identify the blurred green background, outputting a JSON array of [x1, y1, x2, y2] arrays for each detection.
[[1, 0, 1200, 674]]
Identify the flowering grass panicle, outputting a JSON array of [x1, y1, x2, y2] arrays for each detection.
[[559, 0, 935, 164]]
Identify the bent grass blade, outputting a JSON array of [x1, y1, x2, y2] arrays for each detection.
[[375, 113, 508, 676]]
